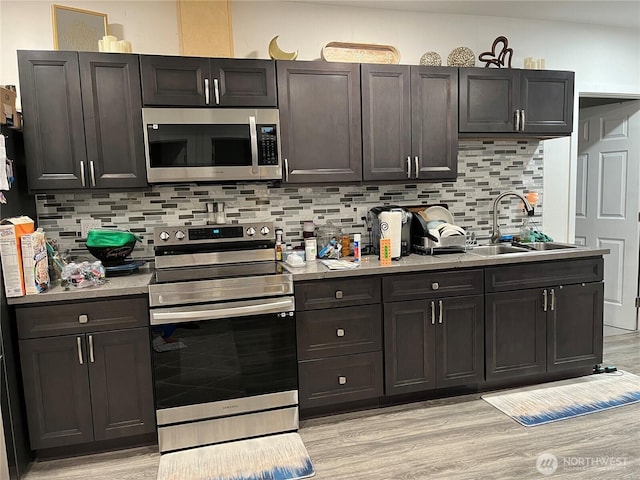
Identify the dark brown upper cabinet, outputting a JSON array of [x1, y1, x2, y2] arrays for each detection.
[[362, 65, 458, 182], [140, 55, 277, 107], [277, 60, 362, 184], [459, 68, 574, 136], [17, 51, 147, 191]]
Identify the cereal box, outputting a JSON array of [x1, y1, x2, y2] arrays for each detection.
[[21, 229, 50, 294], [0, 216, 35, 297]]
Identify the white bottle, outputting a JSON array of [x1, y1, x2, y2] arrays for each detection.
[[305, 238, 317, 262]]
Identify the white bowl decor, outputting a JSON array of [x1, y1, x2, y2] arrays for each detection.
[[447, 47, 476, 67]]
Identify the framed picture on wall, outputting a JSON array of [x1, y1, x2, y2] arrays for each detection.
[[52, 4, 108, 51]]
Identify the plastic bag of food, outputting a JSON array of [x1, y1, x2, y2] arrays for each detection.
[[61, 261, 106, 288]]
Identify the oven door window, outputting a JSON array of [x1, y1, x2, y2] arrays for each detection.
[[151, 312, 297, 410]]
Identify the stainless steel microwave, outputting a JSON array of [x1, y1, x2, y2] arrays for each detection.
[[142, 108, 282, 183]]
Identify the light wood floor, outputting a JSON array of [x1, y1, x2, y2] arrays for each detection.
[[22, 331, 640, 480]]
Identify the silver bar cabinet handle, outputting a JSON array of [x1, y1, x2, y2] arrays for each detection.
[[284, 158, 289, 182], [438, 300, 443, 324], [430, 301, 435, 325], [514, 109, 521, 131], [89, 161, 96, 187], [406, 156, 411, 179], [520, 110, 526, 131], [550, 288, 555, 311], [414, 156, 419, 179], [213, 78, 220, 105], [89, 335, 95, 363], [80, 161, 86, 187], [77, 337, 83, 365], [249, 116, 259, 174], [204, 78, 210, 105], [542, 289, 548, 312]]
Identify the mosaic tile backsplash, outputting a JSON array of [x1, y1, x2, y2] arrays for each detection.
[[36, 140, 544, 254]]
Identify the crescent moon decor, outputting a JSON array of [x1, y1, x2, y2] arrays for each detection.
[[268, 35, 298, 60]]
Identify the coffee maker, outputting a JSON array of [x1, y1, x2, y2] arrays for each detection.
[[367, 206, 412, 258]]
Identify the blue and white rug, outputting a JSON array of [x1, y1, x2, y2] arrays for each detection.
[[482, 371, 640, 427], [157, 432, 315, 480]]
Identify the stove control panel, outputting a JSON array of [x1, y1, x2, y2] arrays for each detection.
[[154, 222, 275, 246]]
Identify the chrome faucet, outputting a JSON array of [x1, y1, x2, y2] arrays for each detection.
[[490, 191, 535, 244]]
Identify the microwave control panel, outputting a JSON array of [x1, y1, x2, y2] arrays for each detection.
[[257, 125, 278, 166]]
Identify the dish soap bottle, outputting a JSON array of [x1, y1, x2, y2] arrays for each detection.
[[519, 219, 532, 243]]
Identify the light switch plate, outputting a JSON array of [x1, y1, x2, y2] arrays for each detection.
[[81, 219, 102, 238]]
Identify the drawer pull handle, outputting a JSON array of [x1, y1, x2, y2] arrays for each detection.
[[335, 290, 343, 299], [338, 376, 347, 385], [336, 328, 345, 337], [78, 314, 88, 324], [431, 282, 439, 291]]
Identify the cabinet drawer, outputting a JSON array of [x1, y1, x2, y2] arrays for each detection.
[[298, 352, 383, 409], [295, 277, 381, 311], [383, 269, 483, 302], [17, 296, 149, 339], [297, 305, 382, 360], [485, 257, 604, 293]]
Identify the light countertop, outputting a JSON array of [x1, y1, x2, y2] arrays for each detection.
[[7, 245, 608, 305]]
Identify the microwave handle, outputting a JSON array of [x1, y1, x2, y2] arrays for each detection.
[[249, 116, 259, 175]]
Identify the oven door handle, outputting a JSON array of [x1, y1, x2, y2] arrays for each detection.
[[150, 297, 295, 325]]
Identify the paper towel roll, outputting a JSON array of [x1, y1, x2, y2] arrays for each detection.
[[379, 211, 402, 259]]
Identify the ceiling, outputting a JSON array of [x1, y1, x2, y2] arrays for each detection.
[[294, 1, 640, 30]]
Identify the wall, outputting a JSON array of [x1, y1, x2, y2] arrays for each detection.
[[3, 1, 638, 247], [37, 140, 544, 253]]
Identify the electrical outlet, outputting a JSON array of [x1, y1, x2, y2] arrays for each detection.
[[81, 219, 102, 238]]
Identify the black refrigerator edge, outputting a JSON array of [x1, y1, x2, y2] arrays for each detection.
[[0, 125, 36, 479]]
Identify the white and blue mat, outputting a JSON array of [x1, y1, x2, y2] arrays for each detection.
[[157, 432, 315, 480], [482, 371, 640, 427]]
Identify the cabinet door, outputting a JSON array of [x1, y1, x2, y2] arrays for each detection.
[[211, 59, 277, 107], [412, 66, 458, 180], [19, 336, 93, 449], [277, 61, 362, 183], [361, 64, 412, 181], [485, 289, 547, 380], [17, 50, 87, 190], [79, 53, 147, 189], [436, 295, 484, 388], [547, 283, 603, 372], [88, 328, 155, 441], [140, 55, 210, 106], [459, 68, 519, 133], [520, 70, 574, 134], [384, 300, 436, 394]]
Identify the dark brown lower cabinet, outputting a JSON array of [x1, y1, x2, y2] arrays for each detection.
[[17, 297, 155, 451], [485, 289, 547, 381], [485, 281, 604, 381], [547, 282, 604, 372], [19, 327, 155, 449], [384, 295, 484, 395]]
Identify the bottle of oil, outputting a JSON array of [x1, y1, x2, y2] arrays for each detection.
[[275, 228, 284, 261]]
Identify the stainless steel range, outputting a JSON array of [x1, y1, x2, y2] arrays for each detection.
[[148, 222, 298, 453]]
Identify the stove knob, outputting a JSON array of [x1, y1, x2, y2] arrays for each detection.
[[175, 230, 185, 240], [260, 226, 270, 236], [159, 231, 170, 241], [246, 227, 256, 236]]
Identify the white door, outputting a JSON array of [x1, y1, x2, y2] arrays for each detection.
[[575, 100, 640, 331]]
